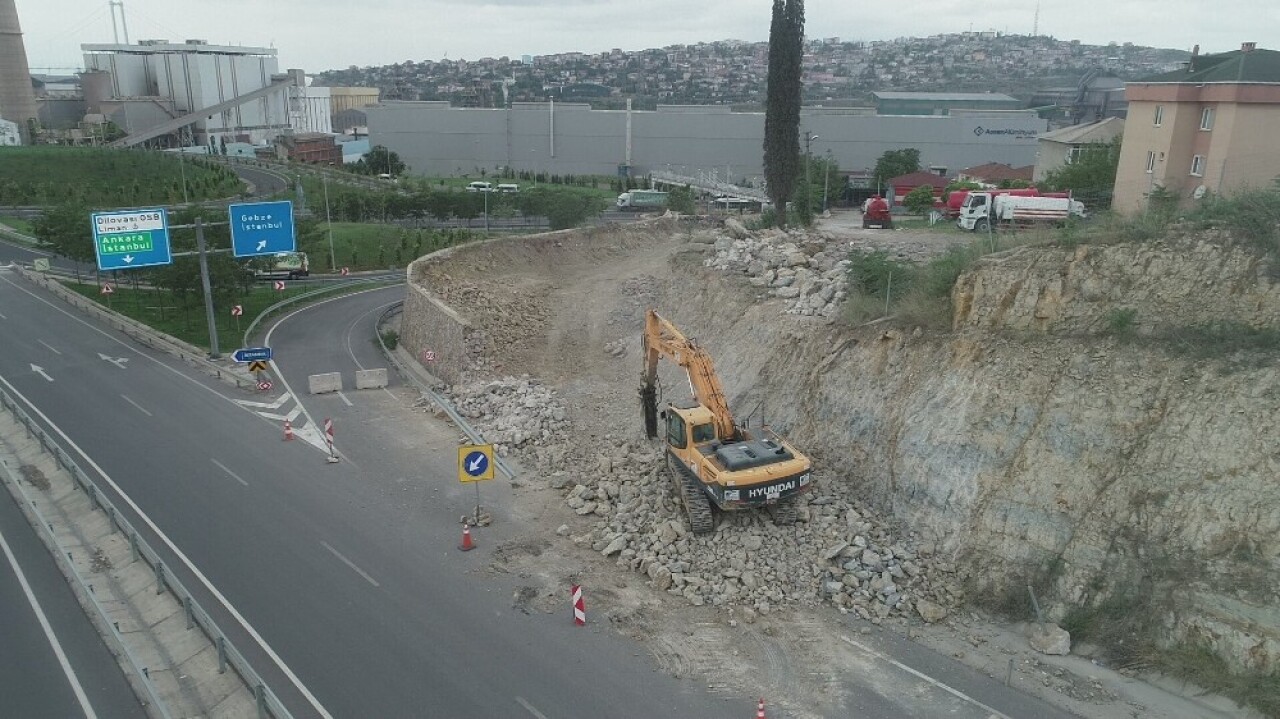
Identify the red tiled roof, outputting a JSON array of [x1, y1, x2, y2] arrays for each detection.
[[887, 171, 949, 188], [959, 163, 1034, 182]]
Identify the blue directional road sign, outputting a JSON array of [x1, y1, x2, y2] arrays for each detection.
[[228, 201, 296, 258], [458, 444, 495, 483], [91, 208, 173, 271], [231, 346, 273, 363]]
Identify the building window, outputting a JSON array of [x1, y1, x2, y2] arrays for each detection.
[[1153, 105, 1164, 127], [1066, 147, 1083, 165], [1190, 155, 1205, 176], [1200, 107, 1215, 131], [1146, 151, 1156, 173]]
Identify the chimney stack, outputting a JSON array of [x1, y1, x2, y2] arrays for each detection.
[[0, 0, 39, 142], [1241, 42, 1257, 53]]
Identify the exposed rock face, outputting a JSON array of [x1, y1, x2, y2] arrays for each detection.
[[405, 218, 1280, 675]]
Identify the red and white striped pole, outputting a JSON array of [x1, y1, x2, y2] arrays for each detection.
[[756, 697, 766, 719], [323, 418, 339, 463], [571, 584, 585, 626]]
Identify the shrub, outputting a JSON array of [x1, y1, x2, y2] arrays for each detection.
[[903, 185, 937, 215], [1102, 308, 1137, 337], [379, 330, 399, 349]]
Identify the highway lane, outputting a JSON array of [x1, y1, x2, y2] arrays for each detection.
[[0, 469, 147, 719], [0, 273, 741, 716]]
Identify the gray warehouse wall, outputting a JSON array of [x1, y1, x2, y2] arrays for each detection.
[[367, 102, 1043, 181]]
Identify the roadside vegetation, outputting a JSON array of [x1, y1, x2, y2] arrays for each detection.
[[0, 146, 243, 205]]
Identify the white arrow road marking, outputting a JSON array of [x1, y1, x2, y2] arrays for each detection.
[[30, 364, 52, 382], [97, 353, 128, 369], [37, 340, 61, 355], [468, 455, 485, 473], [234, 393, 293, 410], [259, 405, 302, 423]]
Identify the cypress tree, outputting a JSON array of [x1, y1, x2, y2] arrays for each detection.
[[763, 0, 805, 227]]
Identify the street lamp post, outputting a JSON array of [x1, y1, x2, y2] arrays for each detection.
[[823, 150, 833, 214], [322, 165, 336, 273]]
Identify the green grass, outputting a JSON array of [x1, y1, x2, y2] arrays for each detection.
[[1152, 644, 1280, 717], [304, 222, 474, 272], [0, 146, 244, 206], [0, 216, 34, 234]]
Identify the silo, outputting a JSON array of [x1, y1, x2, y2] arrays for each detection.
[[0, 0, 38, 142], [81, 69, 114, 115]]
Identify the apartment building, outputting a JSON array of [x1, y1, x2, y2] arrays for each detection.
[[1114, 43, 1280, 213]]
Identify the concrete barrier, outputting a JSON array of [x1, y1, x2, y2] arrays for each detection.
[[308, 372, 343, 394], [354, 368, 388, 389]]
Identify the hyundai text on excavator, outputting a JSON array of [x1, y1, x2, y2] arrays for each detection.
[[639, 309, 813, 533]]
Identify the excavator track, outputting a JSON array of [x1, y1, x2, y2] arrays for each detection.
[[767, 498, 798, 526], [666, 454, 716, 535]]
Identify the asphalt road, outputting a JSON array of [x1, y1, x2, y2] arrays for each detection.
[[0, 468, 147, 718]]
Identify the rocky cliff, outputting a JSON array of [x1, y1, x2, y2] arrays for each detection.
[[676, 230, 1280, 674]]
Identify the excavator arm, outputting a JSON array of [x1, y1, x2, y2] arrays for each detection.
[[640, 309, 738, 441]]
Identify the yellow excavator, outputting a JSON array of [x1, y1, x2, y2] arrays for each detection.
[[640, 309, 813, 533]]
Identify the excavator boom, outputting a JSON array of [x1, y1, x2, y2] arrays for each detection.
[[641, 310, 737, 441]]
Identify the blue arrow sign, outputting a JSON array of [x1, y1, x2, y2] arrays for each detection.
[[91, 208, 173, 271], [463, 450, 489, 477], [229, 201, 296, 258], [232, 346, 273, 363]]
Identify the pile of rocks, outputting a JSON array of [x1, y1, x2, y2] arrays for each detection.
[[442, 358, 962, 624], [566, 447, 962, 622], [444, 376, 570, 456], [704, 224, 851, 318]]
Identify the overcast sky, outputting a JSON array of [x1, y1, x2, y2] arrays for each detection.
[[18, 0, 1276, 75]]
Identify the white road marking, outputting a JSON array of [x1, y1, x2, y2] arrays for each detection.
[[515, 696, 549, 719], [336, 391, 353, 407], [0, 374, 333, 719], [210, 458, 250, 487], [0, 524, 99, 719], [0, 310, 7, 319], [319, 541, 380, 587], [344, 300, 400, 401], [234, 393, 293, 410], [120, 395, 152, 416], [838, 635, 1011, 718], [37, 339, 62, 355], [259, 405, 302, 423]]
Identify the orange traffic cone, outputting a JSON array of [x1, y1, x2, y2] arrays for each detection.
[[283, 419, 294, 441], [756, 698, 766, 719], [458, 523, 475, 552]]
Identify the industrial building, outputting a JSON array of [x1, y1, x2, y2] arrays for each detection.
[[366, 101, 1044, 184], [0, 0, 38, 142], [80, 40, 328, 147]]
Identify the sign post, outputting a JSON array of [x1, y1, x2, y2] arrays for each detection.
[[324, 417, 339, 463], [457, 444, 495, 525]]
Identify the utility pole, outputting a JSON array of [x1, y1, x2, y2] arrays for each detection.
[[804, 131, 819, 220], [194, 218, 220, 359], [322, 169, 336, 272]]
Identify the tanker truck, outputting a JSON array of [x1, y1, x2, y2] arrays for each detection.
[[957, 192, 1086, 232]]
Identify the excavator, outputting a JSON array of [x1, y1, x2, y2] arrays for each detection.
[[639, 309, 813, 533]]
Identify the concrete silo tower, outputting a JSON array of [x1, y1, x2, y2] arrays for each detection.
[[0, 0, 38, 142]]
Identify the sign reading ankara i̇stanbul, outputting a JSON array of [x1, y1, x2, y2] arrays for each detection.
[[91, 208, 174, 271]]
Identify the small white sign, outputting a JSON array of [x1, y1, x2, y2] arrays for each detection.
[[94, 210, 166, 233]]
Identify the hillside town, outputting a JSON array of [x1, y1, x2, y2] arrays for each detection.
[[315, 32, 1189, 109]]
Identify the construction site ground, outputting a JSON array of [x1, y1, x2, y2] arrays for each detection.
[[398, 211, 1251, 719]]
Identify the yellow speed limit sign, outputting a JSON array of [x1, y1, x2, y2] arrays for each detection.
[[458, 444, 495, 483]]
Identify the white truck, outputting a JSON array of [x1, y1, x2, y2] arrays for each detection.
[[957, 192, 1086, 232]]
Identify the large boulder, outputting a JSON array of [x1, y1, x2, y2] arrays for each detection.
[[1028, 623, 1071, 655]]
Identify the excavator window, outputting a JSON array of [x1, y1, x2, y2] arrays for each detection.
[[691, 423, 716, 444], [666, 412, 688, 449]]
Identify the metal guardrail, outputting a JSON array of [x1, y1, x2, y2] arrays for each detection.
[[374, 302, 516, 481], [0, 388, 293, 719]]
